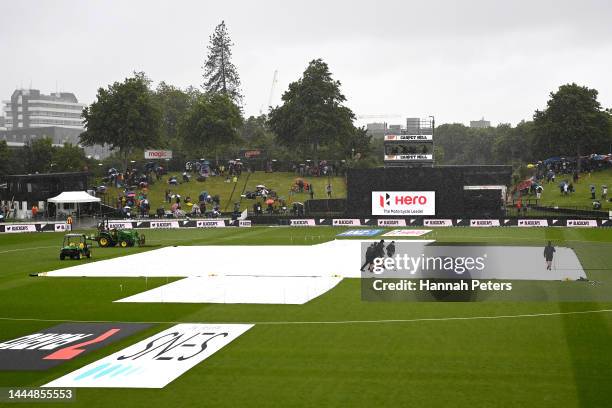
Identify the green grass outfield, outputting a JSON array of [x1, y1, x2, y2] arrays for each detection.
[[0, 227, 612, 407]]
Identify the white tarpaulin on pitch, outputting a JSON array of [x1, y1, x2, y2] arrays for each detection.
[[47, 191, 101, 203], [115, 275, 342, 305]]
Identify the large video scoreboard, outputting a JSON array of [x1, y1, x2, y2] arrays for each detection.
[[383, 117, 434, 166]]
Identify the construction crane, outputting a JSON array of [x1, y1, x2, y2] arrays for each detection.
[[268, 70, 278, 109], [259, 70, 279, 115]]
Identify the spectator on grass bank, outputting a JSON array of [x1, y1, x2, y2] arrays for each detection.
[[602, 185, 608, 200], [326, 183, 332, 198], [310, 185, 315, 200], [543, 241, 555, 271], [590, 185, 596, 199]]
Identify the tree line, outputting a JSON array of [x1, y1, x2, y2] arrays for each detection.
[[2, 21, 610, 178], [436, 84, 612, 168]]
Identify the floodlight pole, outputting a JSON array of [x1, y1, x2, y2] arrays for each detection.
[[429, 115, 435, 166]]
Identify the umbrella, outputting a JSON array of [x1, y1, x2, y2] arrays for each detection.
[[126, 192, 136, 198], [526, 164, 535, 168], [265, 199, 274, 205], [256, 184, 267, 189]]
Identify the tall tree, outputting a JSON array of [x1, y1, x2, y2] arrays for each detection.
[[179, 93, 243, 159], [532, 83, 612, 166], [22, 138, 54, 173], [53, 143, 87, 172], [80, 72, 162, 170], [0, 140, 12, 176], [202, 21, 243, 105], [268, 58, 356, 162]]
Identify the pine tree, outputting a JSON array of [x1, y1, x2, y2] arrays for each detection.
[[202, 21, 243, 105]]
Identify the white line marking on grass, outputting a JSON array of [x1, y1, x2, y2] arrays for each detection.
[[0, 309, 611, 326], [0, 245, 56, 254]]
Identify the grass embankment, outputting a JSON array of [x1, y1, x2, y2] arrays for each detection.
[[100, 171, 347, 212]]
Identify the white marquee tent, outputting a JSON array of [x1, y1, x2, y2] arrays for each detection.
[[47, 191, 101, 204], [47, 191, 101, 217]]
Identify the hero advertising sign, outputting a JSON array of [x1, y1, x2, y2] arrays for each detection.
[[372, 191, 435, 216]]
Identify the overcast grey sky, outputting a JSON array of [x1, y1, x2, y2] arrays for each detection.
[[1, 0, 611, 127]]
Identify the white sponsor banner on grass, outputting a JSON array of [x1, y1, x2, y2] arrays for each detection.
[[196, 220, 226, 228], [150, 221, 179, 229], [377, 219, 407, 227], [470, 219, 500, 227], [54, 223, 69, 232], [238, 220, 252, 227], [107, 221, 133, 230], [44, 323, 253, 389], [290, 219, 316, 226], [518, 219, 549, 227], [423, 219, 453, 227], [3, 224, 37, 233], [566, 219, 598, 228], [382, 229, 431, 237], [332, 219, 361, 226]]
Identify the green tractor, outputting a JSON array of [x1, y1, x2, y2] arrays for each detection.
[[60, 234, 92, 260], [90, 219, 145, 248]]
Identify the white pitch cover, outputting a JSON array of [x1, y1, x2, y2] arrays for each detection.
[[44, 323, 253, 389]]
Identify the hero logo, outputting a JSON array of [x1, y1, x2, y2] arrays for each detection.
[[372, 191, 435, 216]]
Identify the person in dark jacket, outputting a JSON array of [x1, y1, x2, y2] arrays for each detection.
[[375, 240, 385, 258], [544, 241, 556, 270], [386, 241, 396, 258], [360, 243, 377, 272]]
